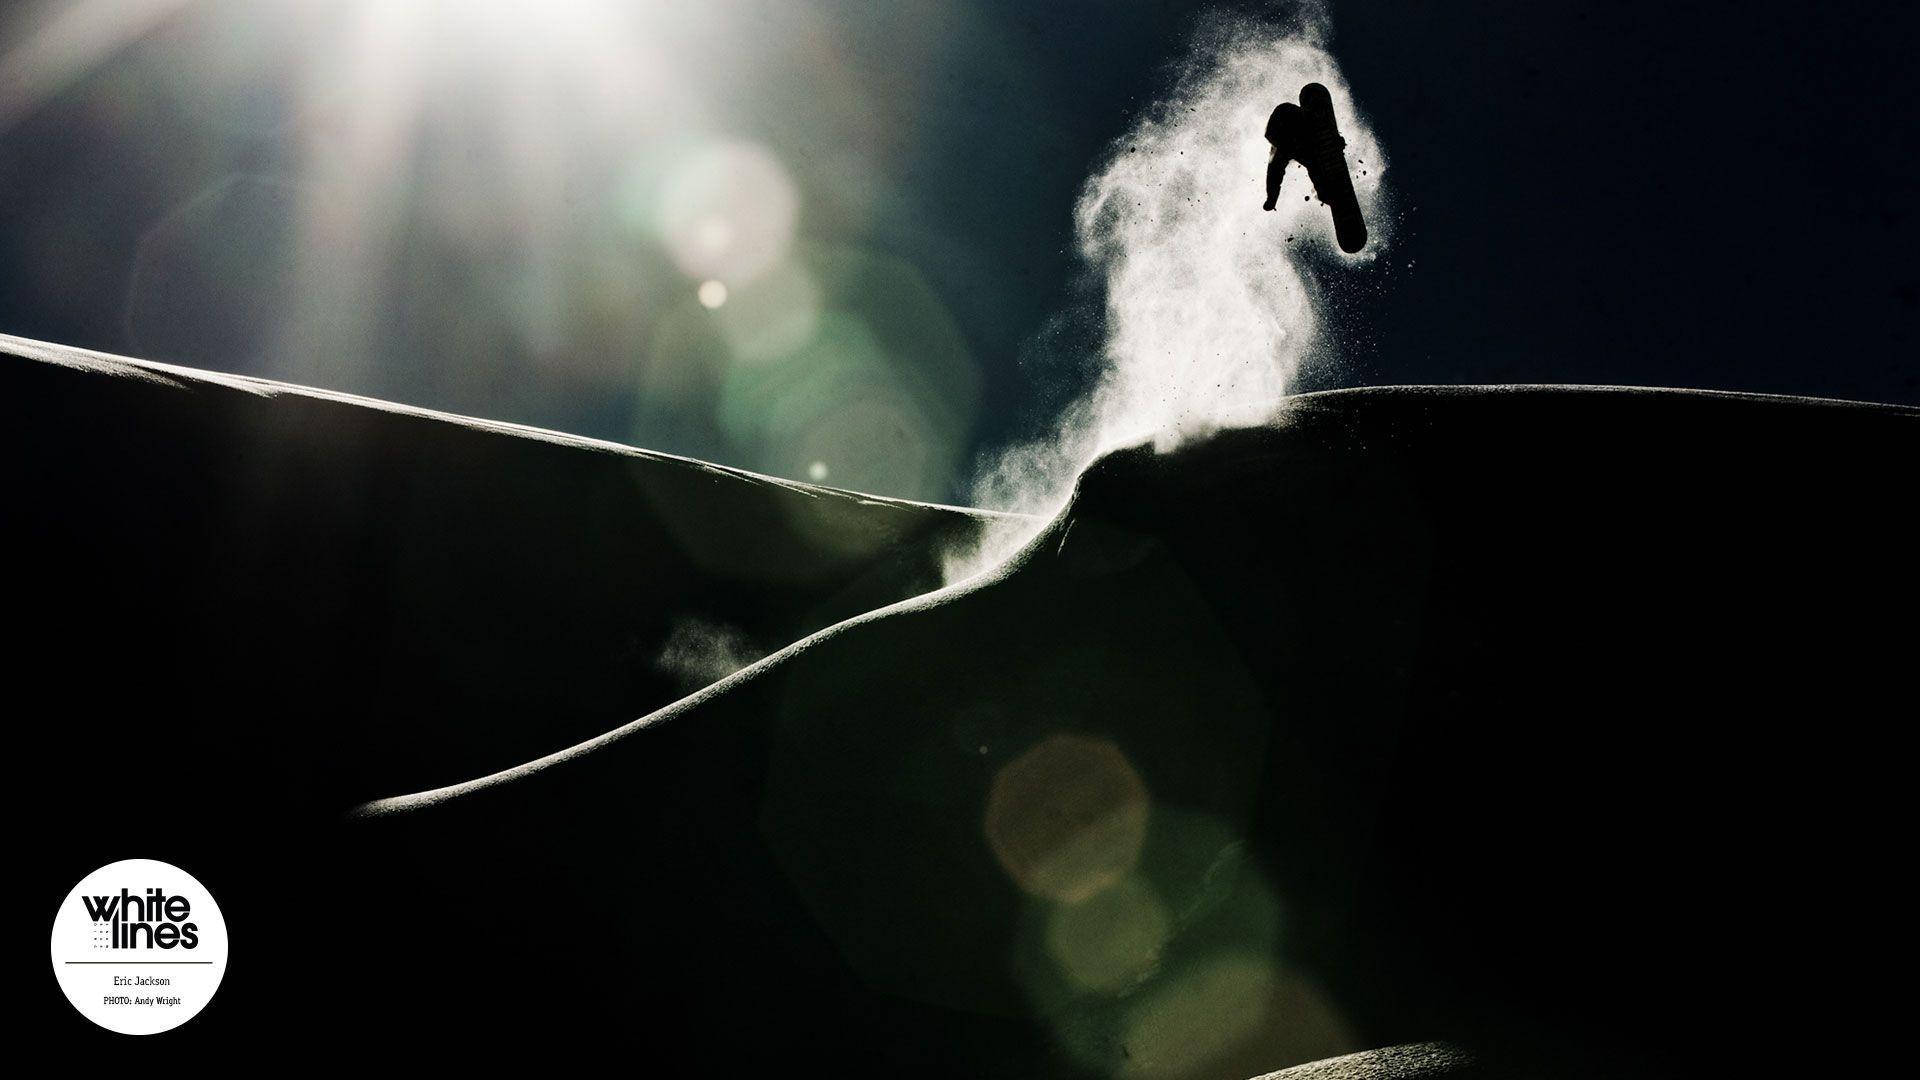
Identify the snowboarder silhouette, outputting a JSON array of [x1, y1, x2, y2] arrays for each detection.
[[1264, 82, 1367, 253]]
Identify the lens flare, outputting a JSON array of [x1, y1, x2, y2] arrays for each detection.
[[1121, 955, 1356, 1078], [712, 259, 823, 364], [1045, 876, 1171, 993], [656, 140, 800, 287], [689, 243, 977, 500], [986, 734, 1150, 903]]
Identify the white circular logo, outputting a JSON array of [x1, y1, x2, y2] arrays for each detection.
[[50, 859, 229, 1035]]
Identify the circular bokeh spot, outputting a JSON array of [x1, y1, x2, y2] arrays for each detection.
[[655, 139, 798, 286], [1046, 875, 1171, 992], [986, 734, 1150, 903]]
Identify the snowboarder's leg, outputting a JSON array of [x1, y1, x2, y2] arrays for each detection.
[[1263, 147, 1285, 211]]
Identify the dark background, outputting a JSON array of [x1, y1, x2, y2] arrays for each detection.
[[3, 0, 1915, 503]]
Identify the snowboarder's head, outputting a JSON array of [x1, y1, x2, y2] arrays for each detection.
[[1299, 83, 1333, 110], [1266, 101, 1301, 145]]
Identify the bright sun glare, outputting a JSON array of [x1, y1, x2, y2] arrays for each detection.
[[0, 0, 985, 501]]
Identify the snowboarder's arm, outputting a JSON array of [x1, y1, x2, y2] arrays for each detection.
[[1263, 148, 1285, 211], [1263, 104, 1300, 211]]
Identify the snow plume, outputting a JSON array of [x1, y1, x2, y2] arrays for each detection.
[[943, 5, 1388, 584], [656, 616, 764, 690]]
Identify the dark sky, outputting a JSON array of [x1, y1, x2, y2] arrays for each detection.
[[938, 0, 1920, 408], [3, 1, 1915, 502]]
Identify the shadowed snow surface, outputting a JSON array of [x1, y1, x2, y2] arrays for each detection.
[[12, 337, 1915, 1076]]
